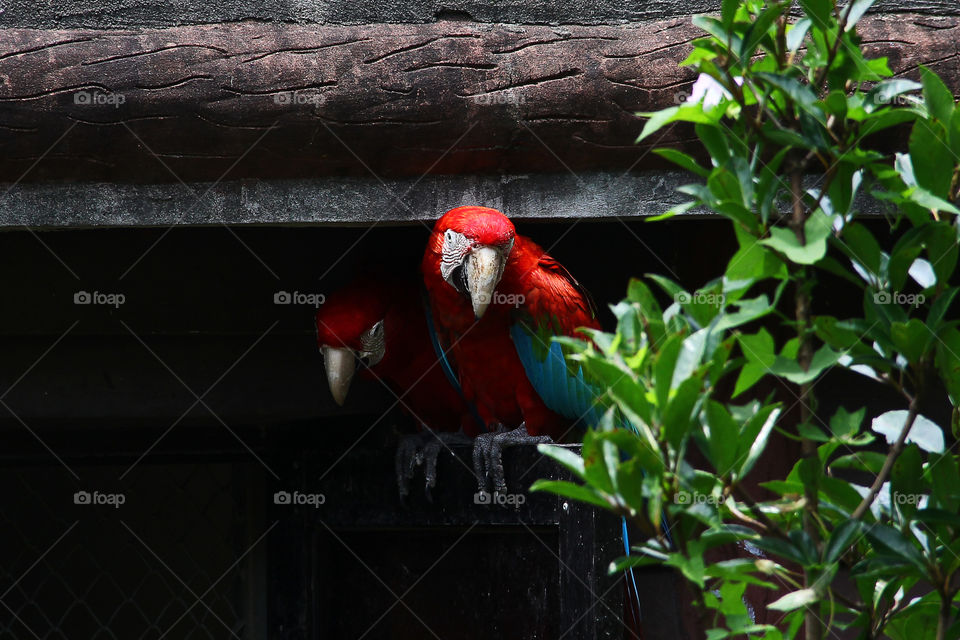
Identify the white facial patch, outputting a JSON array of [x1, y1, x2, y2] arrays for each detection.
[[359, 320, 385, 366], [440, 229, 473, 284]]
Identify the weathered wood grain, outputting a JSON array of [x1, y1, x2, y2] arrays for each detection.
[[0, 14, 957, 182]]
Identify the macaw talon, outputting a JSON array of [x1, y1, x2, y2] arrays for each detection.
[[421, 428, 473, 498], [394, 433, 426, 499], [473, 423, 553, 494], [472, 424, 504, 492], [395, 428, 472, 500]]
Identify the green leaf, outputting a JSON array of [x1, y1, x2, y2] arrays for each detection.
[[891, 443, 925, 518], [726, 235, 786, 281], [739, 328, 775, 366], [637, 105, 718, 142], [787, 18, 812, 54], [662, 376, 703, 450], [865, 79, 921, 113], [841, 222, 882, 279], [864, 524, 928, 572], [715, 203, 759, 232], [910, 119, 954, 198], [733, 361, 767, 398], [950, 108, 960, 158], [759, 209, 832, 265], [528, 479, 610, 510], [705, 400, 739, 476], [654, 335, 682, 408], [692, 16, 742, 54], [924, 222, 959, 287], [739, 4, 786, 62], [927, 452, 960, 512], [920, 66, 956, 125], [536, 444, 586, 479], [649, 201, 698, 222], [696, 123, 731, 162], [830, 406, 865, 438], [844, 0, 877, 30], [830, 451, 887, 474], [653, 148, 710, 178], [665, 545, 707, 588], [890, 319, 931, 364], [755, 72, 827, 126], [770, 588, 819, 612], [739, 406, 780, 478], [798, 0, 833, 30], [674, 329, 707, 387], [823, 520, 862, 564], [721, 0, 739, 28], [769, 344, 842, 384], [935, 328, 960, 404]]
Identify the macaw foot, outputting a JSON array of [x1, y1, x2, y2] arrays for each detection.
[[395, 428, 472, 500], [421, 428, 473, 498], [395, 432, 426, 499], [472, 423, 553, 494]]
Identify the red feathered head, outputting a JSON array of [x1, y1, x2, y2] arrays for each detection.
[[315, 273, 391, 405], [426, 206, 516, 319]]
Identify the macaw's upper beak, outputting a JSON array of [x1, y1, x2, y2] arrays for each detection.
[[466, 245, 505, 320], [321, 346, 356, 406]]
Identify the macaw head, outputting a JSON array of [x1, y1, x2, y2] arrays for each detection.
[[429, 206, 516, 319], [315, 276, 388, 406]]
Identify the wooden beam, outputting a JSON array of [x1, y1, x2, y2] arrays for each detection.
[[0, 14, 957, 182]]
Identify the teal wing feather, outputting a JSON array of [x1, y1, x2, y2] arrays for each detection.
[[509, 320, 605, 428]]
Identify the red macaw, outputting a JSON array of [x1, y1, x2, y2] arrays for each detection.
[[422, 206, 645, 632], [315, 271, 478, 431], [421, 206, 603, 461], [315, 270, 482, 493]]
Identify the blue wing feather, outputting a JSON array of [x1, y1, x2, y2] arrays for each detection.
[[509, 321, 611, 431]]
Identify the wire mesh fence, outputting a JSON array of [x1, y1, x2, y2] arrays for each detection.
[[0, 460, 264, 640]]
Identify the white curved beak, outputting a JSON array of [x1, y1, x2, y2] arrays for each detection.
[[321, 346, 355, 406], [465, 246, 505, 319]]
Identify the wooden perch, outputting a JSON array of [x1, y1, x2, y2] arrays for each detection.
[[0, 14, 957, 182]]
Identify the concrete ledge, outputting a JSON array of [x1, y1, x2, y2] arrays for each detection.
[[0, 171, 704, 228]]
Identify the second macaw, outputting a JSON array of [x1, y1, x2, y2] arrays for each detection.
[[316, 269, 483, 494]]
